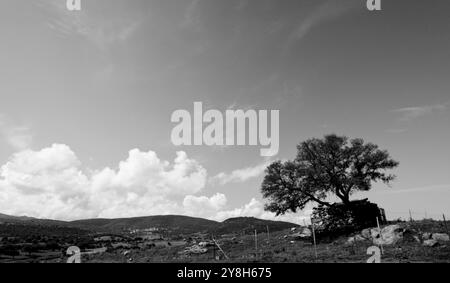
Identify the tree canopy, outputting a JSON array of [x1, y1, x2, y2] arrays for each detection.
[[261, 134, 399, 216]]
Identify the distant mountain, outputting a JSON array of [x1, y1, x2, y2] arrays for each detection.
[[0, 213, 70, 227], [70, 215, 298, 235], [214, 217, 297, 235], [69, 215, 219, 234], [0, 213, 35, 221], [0, 213, 298, 235]]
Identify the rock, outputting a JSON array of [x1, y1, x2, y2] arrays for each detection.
[[355, 235, 366, 242], [372, 225, 404, 246], [346, 235, 366, 245], [413, 236, 421, 243], [422, 232, 432, 240], [370, 228, 380, 239], [361, 229, 371, 239], [346, 237, 356, 245], [300, 228, 312, 237], [423, 239, 439, 247], [432, 233, 450, 242], [185, 245, 208, 254], [290, 228, 312, 240]]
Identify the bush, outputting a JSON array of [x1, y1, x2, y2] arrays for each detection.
[[0, 245, 20, 257], [312, 199, 384, 239]]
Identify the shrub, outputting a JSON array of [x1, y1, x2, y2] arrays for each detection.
[[312, 199, 384, 239]]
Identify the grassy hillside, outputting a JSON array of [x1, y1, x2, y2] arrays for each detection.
[[213, 217, 297, 235], [82, 220, 450, 263], [70, 215, 298, 234], [70, 215, 219, 233]]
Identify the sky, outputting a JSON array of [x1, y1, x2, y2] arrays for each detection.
[[0, 0, 449, 223]]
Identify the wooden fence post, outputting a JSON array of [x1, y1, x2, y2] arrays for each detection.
[[443, 214, 449, 234], [310, 217, 318, 260]]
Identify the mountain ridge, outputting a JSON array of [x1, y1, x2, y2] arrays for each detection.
[[0, 213, 298, 235]]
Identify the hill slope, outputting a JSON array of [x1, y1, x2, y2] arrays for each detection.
[[0, 213, 298, 235], [213, 217, 297, 235], [70, 215, 219, 233]]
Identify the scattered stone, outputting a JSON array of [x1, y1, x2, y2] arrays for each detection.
[[346, 235, 366, 245], [432, 233, 450, 242], [423, 239, 439, 247], [289, 228, 312, 240], [184, 245, 208, 254], [361, 229, 371, 239], [422, 232, 432, 240], [300, 228, 312, 237], [372, 225, 404, 246], [413, 236, 421, 243], [370, 228, 380, 239]]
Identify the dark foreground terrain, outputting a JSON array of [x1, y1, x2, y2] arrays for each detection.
[[0, 213, 448, 263]]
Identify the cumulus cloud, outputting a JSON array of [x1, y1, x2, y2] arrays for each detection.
[[210, 161, 271, 186], [0, 144, 207, 220], [0, 144, 309, 224], [183, 193, 227, 217]]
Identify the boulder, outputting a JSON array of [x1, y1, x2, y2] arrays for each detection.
[[372, 225, 404, 246], [422, 232, 432, 240], [185, 245, 208, 254], [346, 235, 366, 245], [370, 228, 380, 239], [432, 233, 450, 242], [300, 228, 312, 237], [361, 229, 371, 239], [423, 239, 439, 247], [290, 228, 312, 240]]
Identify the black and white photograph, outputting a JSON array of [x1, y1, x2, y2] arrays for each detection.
[[0, 0, 449, 270]]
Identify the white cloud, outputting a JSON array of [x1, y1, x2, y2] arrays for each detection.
[[392, 103, 448, 122], [0, 116, 33, 151], [3, 126, 33, 151], [0, 144, 207, 220], [0, 144, 306, 224], [210, 161, 271, 186], [183, 193, 227, 216], [388, 102, 448, 133]]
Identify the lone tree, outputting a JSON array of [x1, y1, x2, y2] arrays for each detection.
[[261, 134, 399, 216]]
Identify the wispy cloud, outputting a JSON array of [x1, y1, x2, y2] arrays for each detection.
[[0, 116, 33, 151], [388, 102, 449, 133], [285, 0, 357, 50], [34, 0, 143, 50], [209, 160, 271, 186], [392, 103, 448, 122], [373, 184, 450, 195]]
